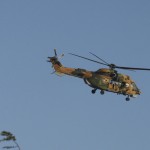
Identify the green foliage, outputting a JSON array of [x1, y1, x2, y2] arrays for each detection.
[[0, 131, 16, 142], [0, 131, 20, 150], [3, 146, 16, 149]]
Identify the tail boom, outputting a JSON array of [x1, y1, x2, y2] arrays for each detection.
[[48, 57, 92, 78], [53, 63, 92, 78]]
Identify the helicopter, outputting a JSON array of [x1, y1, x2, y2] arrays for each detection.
[[48, 49, 150, 101]]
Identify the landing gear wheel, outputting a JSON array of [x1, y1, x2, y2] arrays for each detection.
[[125, 97, 130, 101], [91, 89, 97, 94], [100, 90, 104, 95]]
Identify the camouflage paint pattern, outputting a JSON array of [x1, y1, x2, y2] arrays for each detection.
[[50, 58, 141, 97]]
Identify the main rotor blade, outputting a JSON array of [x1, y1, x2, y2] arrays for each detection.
[[69, 52, 150, 71], [115, 66, 150, 71], [89, 52, 109, 65], [69, 53, 108, 66]]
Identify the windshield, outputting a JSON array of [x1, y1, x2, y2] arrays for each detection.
[[131, 82, 138, 91]]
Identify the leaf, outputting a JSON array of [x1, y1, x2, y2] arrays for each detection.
[[0, 131, 16, 141], [3, 146, 15, 149]]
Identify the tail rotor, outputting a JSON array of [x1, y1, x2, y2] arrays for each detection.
[[47, 49, 64, 63], [54, 48, 57, 57], [47, 49, 64, 75]]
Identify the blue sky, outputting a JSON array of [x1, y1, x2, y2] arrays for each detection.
[[0, 0, 150, 150]]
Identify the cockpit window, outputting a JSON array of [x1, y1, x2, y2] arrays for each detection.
[[131, 82, 138, 90]]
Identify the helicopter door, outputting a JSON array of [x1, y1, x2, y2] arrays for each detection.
[[109, 81, 121, 92]]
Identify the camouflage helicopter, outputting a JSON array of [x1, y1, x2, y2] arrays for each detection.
[[48, 49, 150, 101]]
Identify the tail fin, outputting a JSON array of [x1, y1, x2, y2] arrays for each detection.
[[47, 49, 64, 75], [47, 49, 64, 65]]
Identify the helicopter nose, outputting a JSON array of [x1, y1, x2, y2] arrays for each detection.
[[137, 89, 141, 95], [134, 88, 141, 95]]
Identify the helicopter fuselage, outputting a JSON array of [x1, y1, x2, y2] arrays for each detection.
[[84, 69, 140, 97]]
